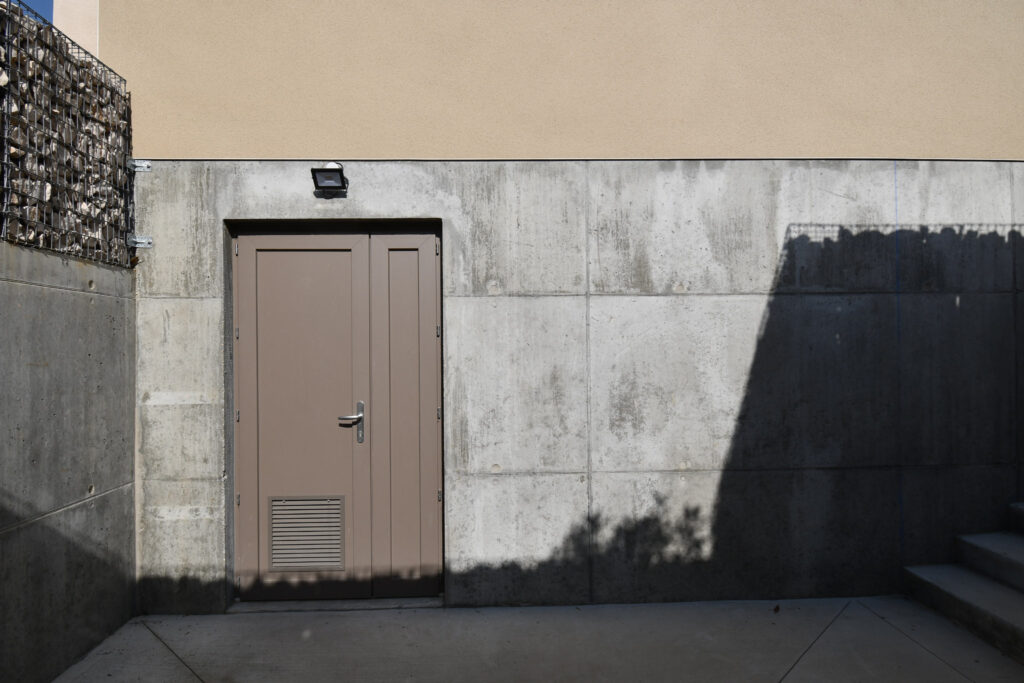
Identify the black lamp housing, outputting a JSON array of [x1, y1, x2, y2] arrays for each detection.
[[311, 163, 349, 197]]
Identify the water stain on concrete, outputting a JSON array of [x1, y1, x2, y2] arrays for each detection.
[[609, 367, 645, 436], [540, 367, 570, 440]]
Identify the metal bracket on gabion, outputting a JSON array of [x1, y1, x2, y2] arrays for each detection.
[[126, 233, 152, 249], [0, 0, 134, 267]]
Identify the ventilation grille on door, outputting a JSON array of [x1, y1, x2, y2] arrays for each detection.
[[270, 497, 344, 570]]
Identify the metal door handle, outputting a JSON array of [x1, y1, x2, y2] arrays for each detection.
[[338, 401, 365, 443]]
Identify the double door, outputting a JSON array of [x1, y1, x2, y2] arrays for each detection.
[[233, 230, 442, 599]]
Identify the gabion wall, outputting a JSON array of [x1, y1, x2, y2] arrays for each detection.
[[0, 0, 133, 267]]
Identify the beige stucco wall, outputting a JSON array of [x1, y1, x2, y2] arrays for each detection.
[[53, 0, 98, 55], [57, 1, 1024, 161]]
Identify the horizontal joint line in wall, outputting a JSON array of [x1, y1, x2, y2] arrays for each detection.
[[457, 470, 589, 478], [0, 277, 131, 299], [137, 294, 223, 300], [442, 293, 585, 298], [0, 481, 134, 537], [591, 463, 1015, 475], [586, 290, 1018, 297], [442, 290, 1019, 299]]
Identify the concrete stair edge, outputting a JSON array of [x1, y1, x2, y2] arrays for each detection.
[[1011, 503, 1024, 534], [958, 531, 1024, 594], [905, 564, 1024, 663]]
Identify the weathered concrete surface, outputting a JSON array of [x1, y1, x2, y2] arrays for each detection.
[[137, 479, 227, 613], [444, 296, 588, 475], [1, 486, 134, 683], [56, 621, 198, 683], [589, 295, 768, 472], [0, 246, 134, 525], [901, 464, 1020, 565], [896, 161, 1014, 227], [898, 294, 1015, 466], [57, 598, 1024, 682], [444, 473, 590, 605], [0, 244, 135, 682], [131, 160, 1024, 610], [591, 468, 904, 602]]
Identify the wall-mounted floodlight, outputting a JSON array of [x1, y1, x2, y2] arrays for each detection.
[[311, 162, 348, 197]]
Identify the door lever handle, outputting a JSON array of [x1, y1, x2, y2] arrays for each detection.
[[338, 401, 365, 443]]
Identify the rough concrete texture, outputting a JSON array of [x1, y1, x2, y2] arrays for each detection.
[[131, 160, 1024, 610], [0, 244, 135, 682], [444, 296, 588, 475], [57, 598, 1024, 682], [589, 295, 768, 471], [444, 473, 590, 605]]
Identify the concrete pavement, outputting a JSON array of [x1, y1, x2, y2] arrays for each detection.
[[56, 596, 1024, 682]]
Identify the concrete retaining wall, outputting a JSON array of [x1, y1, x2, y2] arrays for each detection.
[[0, 244, 135, 682], [132, 160, 1024, 610]]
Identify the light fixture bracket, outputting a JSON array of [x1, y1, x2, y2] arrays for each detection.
[[311, 162, 349, 197]]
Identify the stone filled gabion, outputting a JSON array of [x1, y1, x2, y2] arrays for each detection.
[[0, 0, 132, 266]]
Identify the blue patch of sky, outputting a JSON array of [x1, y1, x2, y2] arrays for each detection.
[[20, 0, 53, 23]]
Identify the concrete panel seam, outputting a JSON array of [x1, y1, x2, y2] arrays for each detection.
[[592, 464, 1014, 475], [442, 292, 588, 299], [141, 477, 226, 483], [584, 159, 595, 603], [0, 481, 133, 536], [455, 471, 589, 479], [137, 294, 224, 301], [0, 275, 132, 299], [587, 290, 1019, 297]]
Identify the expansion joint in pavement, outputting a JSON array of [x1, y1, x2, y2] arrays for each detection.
[[142, 621, 206, 683], [778, 599, 851, 682]]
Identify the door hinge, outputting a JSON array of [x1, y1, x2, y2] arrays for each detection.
[[435, 241, 439, 255], [437, 489, 442, 502], [235, 410, 240, 422], [236, 493, 241, 506], [235, 242, 238, 256], [436, 325, 440, 338], [437, 407, 441, 420], [234, 327, 239, 340]]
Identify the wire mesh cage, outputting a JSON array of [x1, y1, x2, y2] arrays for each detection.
[[0, 0, 133, 267]]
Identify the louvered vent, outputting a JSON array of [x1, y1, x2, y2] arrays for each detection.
[[270, 497, 344, 570]]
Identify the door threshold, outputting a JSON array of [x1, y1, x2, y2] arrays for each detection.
[[227, 596, 444, 614]]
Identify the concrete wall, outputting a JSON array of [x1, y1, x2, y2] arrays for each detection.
[[0, 244, 135, 682], [132, 160, 1024, 611], [53, 1, 1024, 160]]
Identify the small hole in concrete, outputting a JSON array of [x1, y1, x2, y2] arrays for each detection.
[[88, 484, 95, 495], [87, 280, 95, 290]]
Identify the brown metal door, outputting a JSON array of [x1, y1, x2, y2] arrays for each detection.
[[233, 230, 441, 599], [369, 234, 443, 596]]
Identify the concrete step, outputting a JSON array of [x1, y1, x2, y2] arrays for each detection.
[[1011, 504, 1024, 533], [959, 532, 1024, 593], [906, 564, 1024, 663]]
